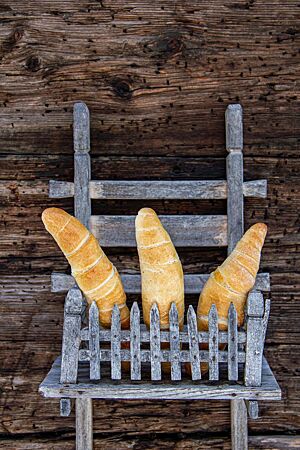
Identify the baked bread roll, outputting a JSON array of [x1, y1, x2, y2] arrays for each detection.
[[42, 207, 130, 329], [197, 223, 267, 331], [135, 207, 184, 330]]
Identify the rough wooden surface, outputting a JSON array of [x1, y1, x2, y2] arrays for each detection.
[[1, 0, 299, 448], [39, 356, 281, 400], [0, 435, 299, 450]]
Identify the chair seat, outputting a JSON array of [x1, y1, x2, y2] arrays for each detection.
[[39, 356, 281, 401]]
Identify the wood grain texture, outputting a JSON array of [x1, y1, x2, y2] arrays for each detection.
[[51, 271, 270, 293], [39, 356, 281, 400], [0, 435, 299, 450], [49, 178, 268, 199], [231, 398, 248, 450], [1, 0, 299, 447], [89, 214, 228, 247]]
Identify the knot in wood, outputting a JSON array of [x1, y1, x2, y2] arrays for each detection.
[[111, 79, 132, 99], [156, 34, 183, 58], [26, 55, 41, 72]]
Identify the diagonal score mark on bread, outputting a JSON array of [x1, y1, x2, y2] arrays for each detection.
[[42, 207, 130, 329]]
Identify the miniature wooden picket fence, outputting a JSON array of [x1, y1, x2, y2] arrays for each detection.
[[61, 288, 271, 385]]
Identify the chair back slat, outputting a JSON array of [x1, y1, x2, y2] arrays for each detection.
[[90, 214, 227, 247], [51, 272, 270, 294], [49, 179, 267, 199]]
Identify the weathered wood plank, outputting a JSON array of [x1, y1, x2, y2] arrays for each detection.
[[231, 399, 248, 450], [78, 348, 246, 364], [39, 356, 281, 401], [130, 302, 141, 381], [228, 303, 238, 381], [150, 303, 161, 381], [48, 178, 267, 199], [245, 291, 265, 387], [226, 104, 243, 151], [208, 304, 219, 381], [1, 435, 300, 449], [226, 104, 244, 253], [262, 298, 271, 343], [246, 400, 259, 420], [187, 305, 201, 380], [73, 102, 91, 229], [51, 272, 271, 294], [80, 326, 247, 345], [49, 180, 74, 198], [76, 398, 93, 450], [60, 288, 82, 384], [111, 304, 121, 380], [89, 214, 227, 247], [169, 303, 181, 381], [60, 398, 72, 417], [89, 301, 100, 381]]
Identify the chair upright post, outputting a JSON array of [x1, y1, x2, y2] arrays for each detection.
[[73, 101, 93, 449], [226, 104, 248, 450]]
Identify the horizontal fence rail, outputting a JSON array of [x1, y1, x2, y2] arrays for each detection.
[[49, 179, 267, 199], [51, 272, 271, 294], [72, 301, 266, 382]]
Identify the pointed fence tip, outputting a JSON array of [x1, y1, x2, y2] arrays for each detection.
[[112, 303, 120, 314], [90, 300, 98, 314], [169, 302, 178, 314], [209, 303, 218, 316], [187, 304, 196, 318], [150, 302, 159, 314], [131, 301, 139, 312]]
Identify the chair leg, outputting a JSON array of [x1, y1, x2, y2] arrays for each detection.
[[231, 399, 248, 450], [76, 398, 93, 450]]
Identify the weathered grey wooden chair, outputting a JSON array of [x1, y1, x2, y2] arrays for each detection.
[[39, 102, 281, 450]]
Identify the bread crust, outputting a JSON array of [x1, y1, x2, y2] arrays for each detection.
[[197, 223, 267, 330], [135, 208, 184, 329], [42, 208, 129, 329]]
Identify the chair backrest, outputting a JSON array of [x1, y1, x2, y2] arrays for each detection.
[[49, 102, 270, 295]]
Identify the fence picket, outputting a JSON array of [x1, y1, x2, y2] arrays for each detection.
[[150, 303, 162, 381], [187, 306, 201, 380], [89, 302, 100, 380], [208, 304, 219, 380], [130, 302, 141, 380], [111, 304, 121, 380], [169, 303, 181, 381], [228, 303, 238, 381]]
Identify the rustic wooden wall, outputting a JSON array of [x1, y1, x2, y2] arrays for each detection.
[[0, 1, 299, 448]]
